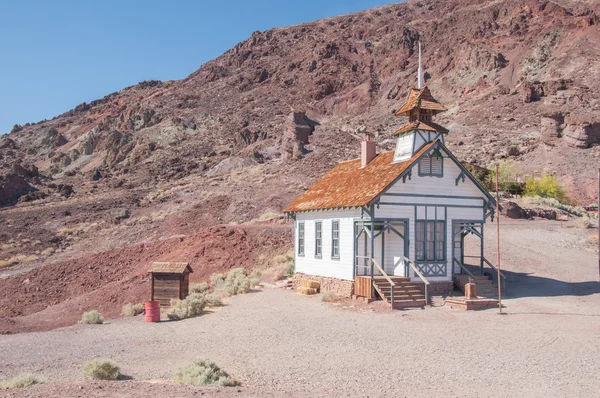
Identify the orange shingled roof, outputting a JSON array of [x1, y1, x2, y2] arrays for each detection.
[[395, 87, 447, 116], [283, 140, 438, 213], [392, 120, 449, 135]]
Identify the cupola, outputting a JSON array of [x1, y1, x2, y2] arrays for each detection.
[[392, 42, 448, 163]]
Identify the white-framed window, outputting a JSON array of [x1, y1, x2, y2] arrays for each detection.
[[416, 220, 445, 262], [331, 220, 340, 259], [298, 222, 305, 256], [315, 221, 322, 258]]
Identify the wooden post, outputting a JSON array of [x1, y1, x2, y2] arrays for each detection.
[[598, 168, 599, 281], [496, 164, 502, 313]]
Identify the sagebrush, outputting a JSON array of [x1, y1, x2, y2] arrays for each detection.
[[83, 359, 120, 380], [173, 359, 239, 386], [81, 310, 103, 324], [168, 293, 207, 320], [321, 291, 341, 303], [213, 268, 260, 297], [121, 303, 144, 317], [190, 282, 210, 294], [0, 373, 45, 389]]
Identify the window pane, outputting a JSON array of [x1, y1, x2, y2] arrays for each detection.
[[436, 221, 445, 261], [426, 221, 435, 261], [298, 223, 304, 255], [332, 221, 339, 258], [416, 221, 425, 261], [315, 222, 322, 256]]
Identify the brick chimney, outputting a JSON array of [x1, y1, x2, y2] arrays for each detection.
[[361, 134, 376, 168]]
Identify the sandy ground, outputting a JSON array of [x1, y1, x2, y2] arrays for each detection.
[[1, 220, 599, 397]]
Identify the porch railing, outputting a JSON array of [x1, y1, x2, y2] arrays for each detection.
[[453, 257, 476, 279], [403, 256, 430, 305], [482, 256, 507, 295], [371, 258, 395, 305]]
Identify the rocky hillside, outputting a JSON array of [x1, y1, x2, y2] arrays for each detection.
[[1, 0, 599, 272]]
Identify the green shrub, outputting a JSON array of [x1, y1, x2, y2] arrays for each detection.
[[285, 260, 295, 278], [168, 293, 207, 320], [210, 273, 226, 287], [525, 196, 586, 217], [204, 293, 224, 307], [524, 174, 567, 203], [173, 359, 240, 387], [83, 359, 120, 380], [81, 310, 103, 324], [0, 374, 45, 389], [214, 268, 259, 297], [488, 160, 521, 193], [190, 282, 210, 294], [121, 303, 144, 317]]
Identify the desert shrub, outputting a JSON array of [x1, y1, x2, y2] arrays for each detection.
[[214, 268, 260, 297], [524, 196, 586, 217], [173, 359, 239, 387], [589, 234, 599, 249], [190, 282, 210, 294], [524, 174, 567, 203], [285, 257, 295, 278], [168, 293, 207, 320], [487, 160, 521, 193], [568, 216, 592, 229], [81, 310, 103, 324], [204, 293, 224, 307], [0, 373, 45, 389], [83, 359, 120, 380], [210, 273, 226, 287], [321, 292, 340, 303], [121, 303, 144, 317]]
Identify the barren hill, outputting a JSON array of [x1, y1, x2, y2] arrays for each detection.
[[1, 0, 600, 332]]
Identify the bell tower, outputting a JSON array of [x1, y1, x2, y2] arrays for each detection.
[[392, 42, 448, 163]]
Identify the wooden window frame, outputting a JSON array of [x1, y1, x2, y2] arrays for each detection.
[[298, 222, 305, 257], [415, 220, 445, 263], [331, 220, 340, 260], [315, 221, 322, 259], [418, 152, 444, 178]]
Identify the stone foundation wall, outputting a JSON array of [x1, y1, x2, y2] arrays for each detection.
[[293, 273, 354, 297], [413, 281, 454, 297]]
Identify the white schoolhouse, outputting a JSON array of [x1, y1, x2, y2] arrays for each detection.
[[284, 83, 500, 308]]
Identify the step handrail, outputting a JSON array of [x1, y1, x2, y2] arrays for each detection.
[[453, 257, 476, 279], [371, 258, 395, 305], [482, 257, 507, 280], [403, 256, 430, 306]]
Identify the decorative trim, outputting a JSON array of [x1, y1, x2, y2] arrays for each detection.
[[415, 262, 447, 277], [455, 170, 466, 186]]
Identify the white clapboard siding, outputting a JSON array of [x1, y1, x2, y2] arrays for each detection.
[[295, 209, 359, 281]]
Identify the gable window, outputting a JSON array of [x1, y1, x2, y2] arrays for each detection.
[[415, 220, 445, 262], [298, 222, 305, 256], [315, 221, 322, 258], [418, 149, 443, 177], [331, 221, 340, 259]]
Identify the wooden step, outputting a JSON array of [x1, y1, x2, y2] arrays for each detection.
[[392, 299, 426, 309]]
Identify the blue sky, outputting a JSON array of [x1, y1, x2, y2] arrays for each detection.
[[0, 0, 398, 134]]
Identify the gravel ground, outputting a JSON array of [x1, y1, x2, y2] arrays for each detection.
[[1, 221, 599, 397]]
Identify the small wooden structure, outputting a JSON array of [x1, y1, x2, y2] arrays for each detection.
[[148, 262, 193, 307]]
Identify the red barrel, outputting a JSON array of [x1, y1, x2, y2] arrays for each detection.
[[144, 301, 161, 323]]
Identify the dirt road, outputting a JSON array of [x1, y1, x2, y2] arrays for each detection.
[[1, 221, 599, 397]]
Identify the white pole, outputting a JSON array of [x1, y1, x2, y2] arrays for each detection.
[[417, 41, 423, 89]]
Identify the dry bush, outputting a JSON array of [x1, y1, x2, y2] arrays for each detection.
[[81, 310, 104, 324], [204, 293, 224, 307], [173, 359, 239, 387], [214, 268, 260, 297], [168, 293, 207, 320], [321, 292, 341, 303], [589, 234, 599, 248], [190, 282, 210, 294], [568, 216, 592, 229], [83, 359, 120, 380], [210, 273, 226, 286], [41, 247, 55, 256], [121, 303, 144, 317], [0, 374, 45, 389]]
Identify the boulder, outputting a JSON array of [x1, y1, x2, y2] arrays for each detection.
[[503, 201, 524, 219]]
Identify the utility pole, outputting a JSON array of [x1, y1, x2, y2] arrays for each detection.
[[496, 164, 502, 313], [598, 168, 599, 281]]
